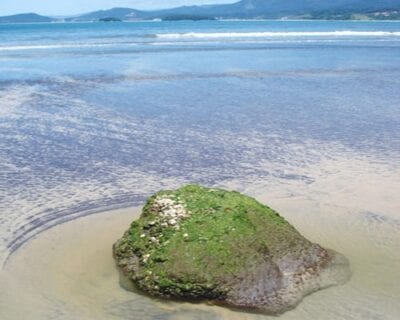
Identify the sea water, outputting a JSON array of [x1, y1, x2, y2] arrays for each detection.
[[0, 20, 399, 319]]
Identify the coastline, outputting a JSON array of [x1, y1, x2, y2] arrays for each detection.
[[2, 200, 146, 269], [1, 19, 400, 25]]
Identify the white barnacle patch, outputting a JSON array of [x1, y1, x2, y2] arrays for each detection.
[[142, 253, 151, 263], [151, 195, 189, 231], [139, 195, 192, 257], [168, 219, 177, 226]]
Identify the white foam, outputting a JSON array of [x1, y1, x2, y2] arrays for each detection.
[[0, 43, 137, 52], [2, 31, 398, 52], [156, 31, 400, 39]]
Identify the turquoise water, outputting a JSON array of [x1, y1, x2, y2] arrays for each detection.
[[2, 20, 400, 80], [0, 20, 400, 263]]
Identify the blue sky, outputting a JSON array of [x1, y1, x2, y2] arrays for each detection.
[[0, 0, 235, 16]]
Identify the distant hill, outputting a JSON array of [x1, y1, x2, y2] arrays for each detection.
[[0, 13, 54, 23], [1, 0, 400, 23], [70, 0, 400, 21], [145, 0, 400, 19], [67, 7, 142, 22]]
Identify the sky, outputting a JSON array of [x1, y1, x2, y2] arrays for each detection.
[[0, 0, 236, 16]]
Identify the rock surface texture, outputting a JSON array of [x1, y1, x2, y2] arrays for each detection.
[[114, 185, 351, 314]]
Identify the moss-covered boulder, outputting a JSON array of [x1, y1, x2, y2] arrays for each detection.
[[113, 185, 350, 314]]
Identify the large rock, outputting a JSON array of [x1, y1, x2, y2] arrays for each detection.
[[113, 185, 350, 314]]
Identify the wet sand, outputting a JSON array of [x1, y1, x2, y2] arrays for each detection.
[[1, 156, 400, 320]]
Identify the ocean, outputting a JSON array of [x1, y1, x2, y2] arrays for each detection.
[[0, 20, 400, 319]]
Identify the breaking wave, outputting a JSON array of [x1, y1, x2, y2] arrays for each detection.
[[0, 42, 137, 51], [155, 30, 400, 39]]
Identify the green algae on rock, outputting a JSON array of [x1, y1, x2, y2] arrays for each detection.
[[113, 185, 350, 314]]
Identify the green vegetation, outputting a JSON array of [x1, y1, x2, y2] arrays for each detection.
[[162, 15, 216, 21], [99, 17, 122, 22], [114, 185, 351, 313], [294, 9, 400, 20], [114, 185, 313, 300]]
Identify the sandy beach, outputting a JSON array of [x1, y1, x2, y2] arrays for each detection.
[[1, 152, 399, 320]]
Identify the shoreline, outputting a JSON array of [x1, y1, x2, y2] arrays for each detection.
[[0, 206, 142, 320], [2, 200, 145, 269], [1, 19, 400, 25]]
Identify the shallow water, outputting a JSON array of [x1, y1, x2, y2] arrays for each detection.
[[0, 20, 400, 319], [1, 160, 400, 320]]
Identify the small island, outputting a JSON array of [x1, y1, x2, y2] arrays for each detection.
[[161, 15, 217, 21], [99, 17, 122, 22], [114, 185, 351, 314]]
